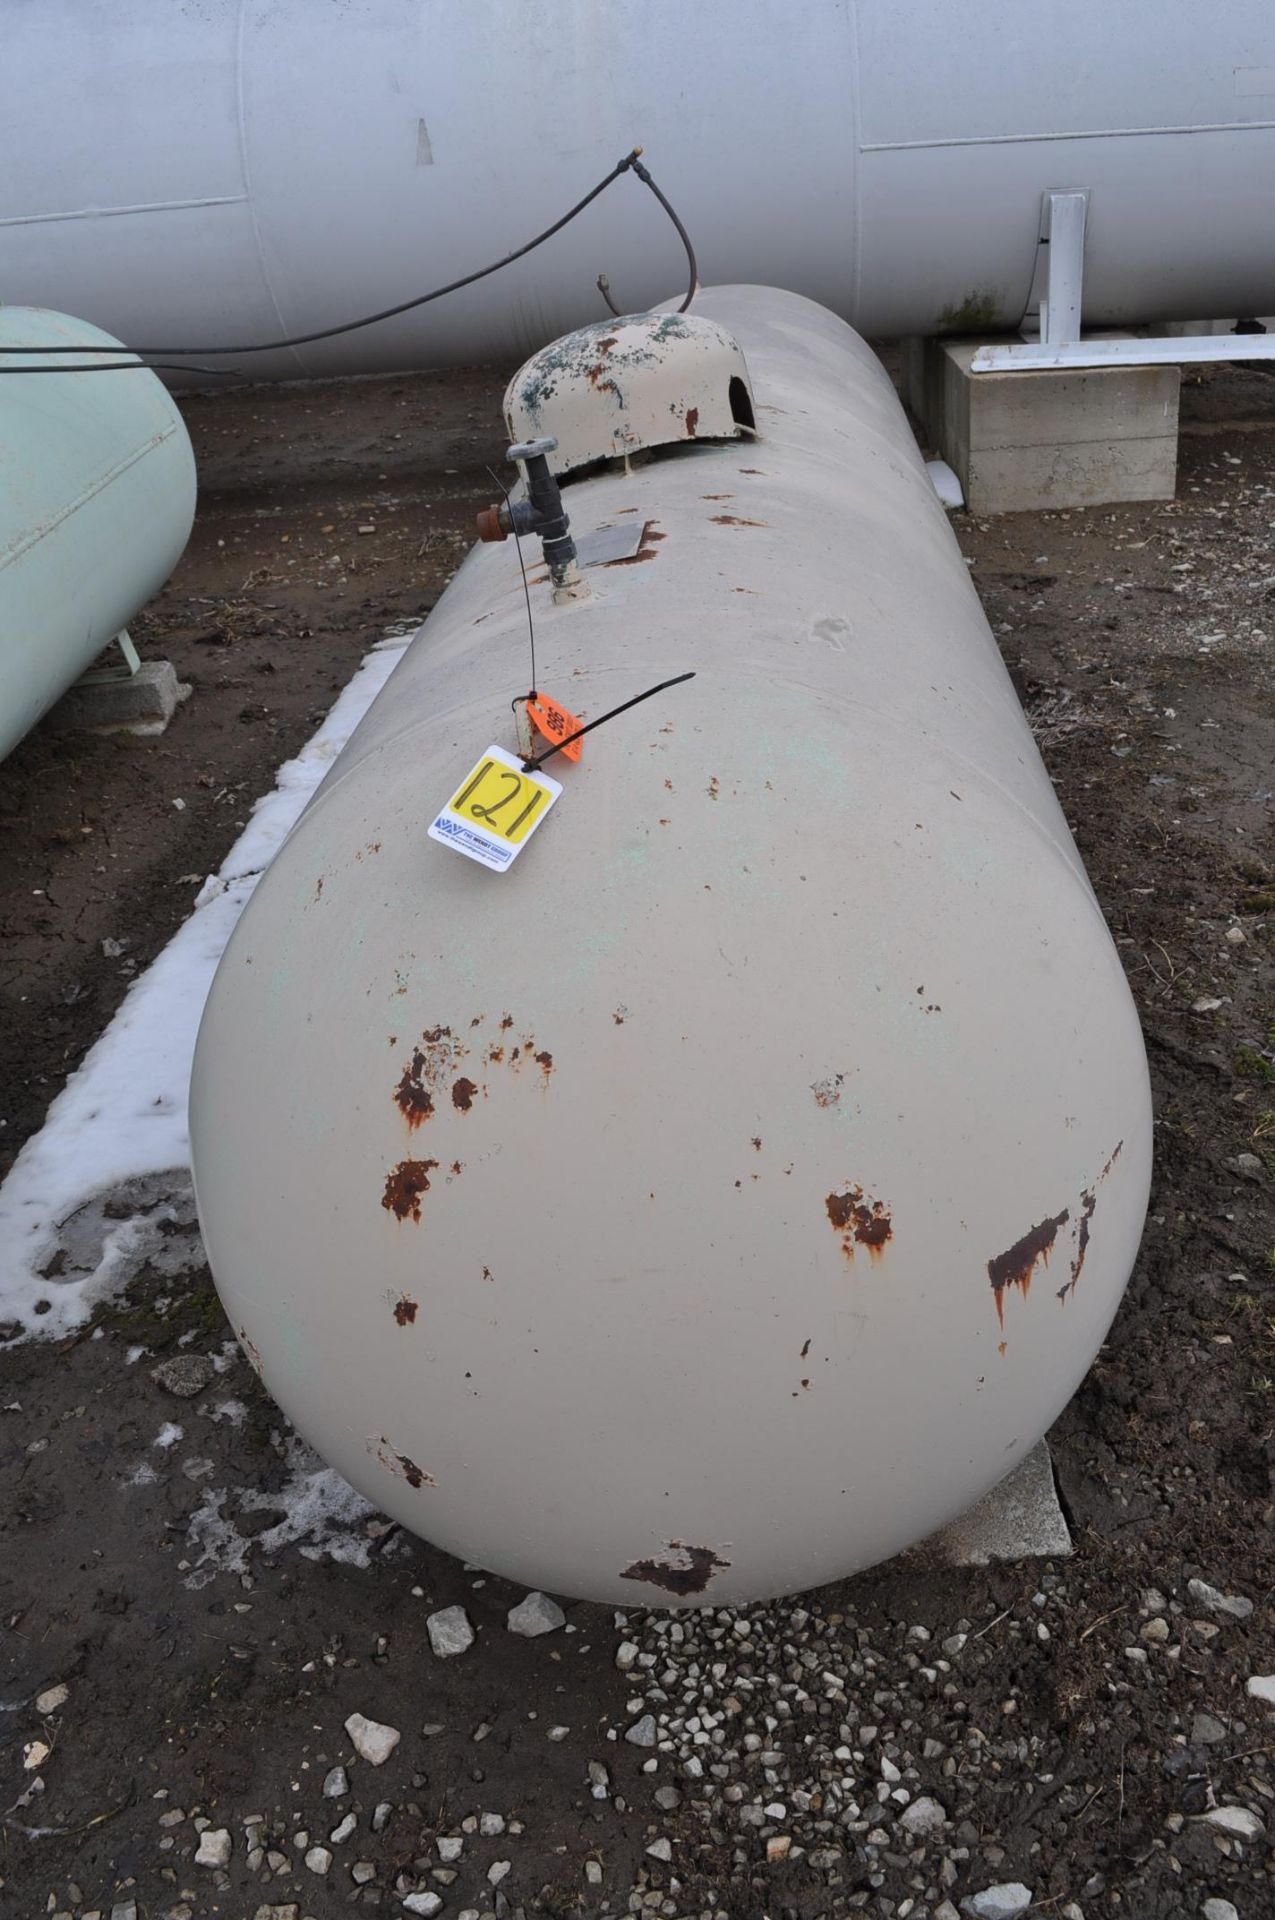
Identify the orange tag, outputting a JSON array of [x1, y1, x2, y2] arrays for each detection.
[[526, 691, 583, 763]]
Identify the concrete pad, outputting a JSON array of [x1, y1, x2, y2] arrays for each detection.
[[921, 1439, 1072, 1565], [50, 659, 189, 737]]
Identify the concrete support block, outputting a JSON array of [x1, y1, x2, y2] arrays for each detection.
[[920, 1439, 1072, 1566], [50, 659, 189, 737], [918, 339, 1179, 513]]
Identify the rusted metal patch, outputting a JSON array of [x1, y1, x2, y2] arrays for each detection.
[[382, 1158, 439, 1223], [710, 514, 768, 528], [392, 1293, 419, 1326], [988, 1209, 1069, 1326], [393, 1024, 468, 1125], [534, 1050, 554, 1079], [620, 1542, 731, 1596], [451, 1076, 479, 1112], [685, 406, 699, 436], [826, 1185, 893, 1260], [1057, 1139, 1125, 1305], [368, 1437, 436, 1489], [812, 1074, 845, 1109], [600, 519, 663, 567]]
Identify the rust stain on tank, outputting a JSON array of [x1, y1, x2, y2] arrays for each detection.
[[238, 1327, 264, 1379], [710, 514, 768, 528], [988, 1208, 1069, 1326], [620, 1542, 731, 1596], [382, 1158, 439, 1223], [499, 1013, 514, 1030], [826, 1185, 893, 1260], [685, 406, 699, 437], [707, 776, 720, 800], [534, 1049, 554, 1079], [451, 1076, 479, 1112], [812, 1074, 844, 1109], [393, 1051, 436, 1128], [702, 493, 735, 501], [370, 1437, 436, 1489], [392, 1293, 419, 1326], [752, 1136, 762, 1152]]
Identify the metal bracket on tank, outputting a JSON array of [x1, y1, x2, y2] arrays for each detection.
[[974, 185, 1275, 371], [1026, 188, 1088, 350], [75, 629, 142, 686]]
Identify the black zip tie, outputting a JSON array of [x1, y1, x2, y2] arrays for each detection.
[[521, 671, 695, 772]]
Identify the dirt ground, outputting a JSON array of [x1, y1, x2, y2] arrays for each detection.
[[1, 355, 1274, 1920]]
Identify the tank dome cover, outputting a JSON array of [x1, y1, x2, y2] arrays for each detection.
[[503, 312, 756, 477]]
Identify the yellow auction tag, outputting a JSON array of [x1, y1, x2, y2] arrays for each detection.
[[428, 744, 562, 871]]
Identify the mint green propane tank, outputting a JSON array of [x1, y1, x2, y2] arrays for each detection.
[[0, 307, 196, 759]]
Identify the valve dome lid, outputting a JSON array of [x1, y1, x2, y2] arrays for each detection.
[[503, 310, 756, 478]]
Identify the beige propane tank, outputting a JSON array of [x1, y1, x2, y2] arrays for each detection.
[[189, 287, 1151, 1606]]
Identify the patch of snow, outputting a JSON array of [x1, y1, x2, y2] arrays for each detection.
[[123, 1460, 158, 1487], [125, 1346, 146, 1365], [154, 1422, 184, 1449], [927, 458, 964, 508], [208, 1399, 247, 1427], [183, 1433, 377, 1588], [0, 634, 411, 1341]]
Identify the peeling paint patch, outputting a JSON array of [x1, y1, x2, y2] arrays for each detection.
[[826, 1185, 893, 1260], [451, 1076, 479, 1112], [988, 1208, 1069, 1326], [812, 1075, 844, 1109], [394, 1054, 435, 1128], [620, 1542, 731, 1596], [382, 1159, 439, 1223], [392, 1294, 419, 1326], [369, 1436, 436, 1489], [238, 1327, 263, 1380]]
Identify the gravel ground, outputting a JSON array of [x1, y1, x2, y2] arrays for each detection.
[[1, 355, 1274, 1920]]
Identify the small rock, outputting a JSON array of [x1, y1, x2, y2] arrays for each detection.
[[585, 1860, 603, 1885], [195, 1829, 232, 1868], [1188, 1579, 1254, 1621], [625, 1714, 658, 1748], [506, 1591, 565, 1637], [963, 1886, 1034, 1920], [646, 1837, 673, 1862], [438, 1836, 463, 1861], [322, 1765, 349, 1798], [1246, 1675, 1275, 1706], [547, 1724, 570, 1741], [900, 1795, 948, 1837], [35, 1683, 69, 1715], [615, 1640, 639, 1671], [1226, 926, 1247, 945], [351, 1863, 376, 1885], [402, 1896, 443, 1918], [1193, 996, 1224, 1013], [22, 1739, 49, 1771], [427, 1605, 475, 1658], [1236, 1152, 1264, 1178], [767, 1835, 792, 1861], [487, 1859, 511, 1884], [480, 1812, 506, 1836], [1192, 1712, 1228, 1745], [329, 1812, 356, 1844], [1203, 1902, 1239, 1920], [345, 1712, 401, 1766], [151, 1354, 216, 1399], [371, 1801, 393, 1832], [1203, 1805, 1264, 1841], [305, 1845, 332, 1874], [653, 1785, 681, 1811], [587, 1760, 610, 1799], [1141, 1617, 1170, 1643]]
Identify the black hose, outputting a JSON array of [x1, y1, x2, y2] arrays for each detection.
[[0, 146, 696, 369]]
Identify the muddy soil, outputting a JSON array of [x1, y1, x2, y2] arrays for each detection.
[[1, 359, 1273, 1920]]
